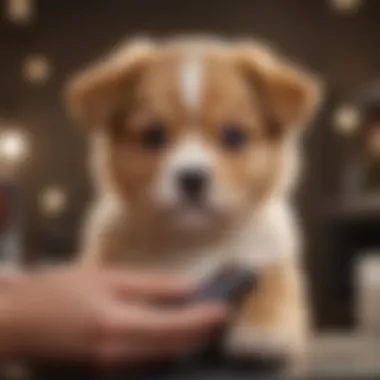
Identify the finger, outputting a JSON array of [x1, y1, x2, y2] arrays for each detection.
[[111, 319, 214, 349], [91, 340, 190, 366], [112, 302, 228, 340], [104, 269, 197, 301]]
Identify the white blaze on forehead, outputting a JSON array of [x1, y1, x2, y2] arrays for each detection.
[[179, 53, 204, 115]]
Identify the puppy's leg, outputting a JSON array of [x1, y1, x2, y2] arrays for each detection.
[[224, 263, 309, 374], [79, 199, 128, 266]]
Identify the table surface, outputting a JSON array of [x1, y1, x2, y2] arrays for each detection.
[[4, 334, 380, 380], [33, 366, 286, 380]]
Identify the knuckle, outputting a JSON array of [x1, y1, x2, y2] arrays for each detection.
[[90, 310, 119, 340], [90, 344, 116, 367]]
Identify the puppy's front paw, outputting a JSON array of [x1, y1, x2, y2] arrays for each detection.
[[224, 325, 292, 357], [223, 325, 307, 374]]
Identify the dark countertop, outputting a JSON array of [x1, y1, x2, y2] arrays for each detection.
[[31, 357, 286, 380]]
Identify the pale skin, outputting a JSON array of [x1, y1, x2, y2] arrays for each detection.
[[0, 266, 227, 366]]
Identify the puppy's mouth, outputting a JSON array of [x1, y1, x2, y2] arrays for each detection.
[[182, 198, 212, 213], [174, 198, 217, 228]]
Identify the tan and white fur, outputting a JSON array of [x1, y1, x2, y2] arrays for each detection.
[[65, 37, 321, 373]]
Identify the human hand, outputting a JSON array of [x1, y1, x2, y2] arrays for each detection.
[[0, 266, 227, 366]]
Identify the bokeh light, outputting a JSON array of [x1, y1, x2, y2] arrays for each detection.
[[39, 187, 68, 217], [0, 129, 29, 165]]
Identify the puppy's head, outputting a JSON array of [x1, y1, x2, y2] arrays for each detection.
[[66, 37, 321, 229]]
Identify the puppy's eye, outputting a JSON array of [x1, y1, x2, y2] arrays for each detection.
[[220, 125, 248, 150], [141, 123, 167, 150]]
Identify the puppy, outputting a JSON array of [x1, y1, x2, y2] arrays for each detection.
[[65, 37, 321, 372]]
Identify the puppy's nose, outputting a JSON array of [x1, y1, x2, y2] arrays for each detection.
[[177, 169, 209, 200]]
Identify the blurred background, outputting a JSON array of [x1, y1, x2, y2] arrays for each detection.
[[1, 0, 380, 374]]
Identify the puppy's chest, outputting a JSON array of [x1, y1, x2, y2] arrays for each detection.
[[121, 234, 233, 278], [109, 213, 296, 278]]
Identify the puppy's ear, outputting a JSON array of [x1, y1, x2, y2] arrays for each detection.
[[65, 39, 154, 131], [234, 43, 322, 133]]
